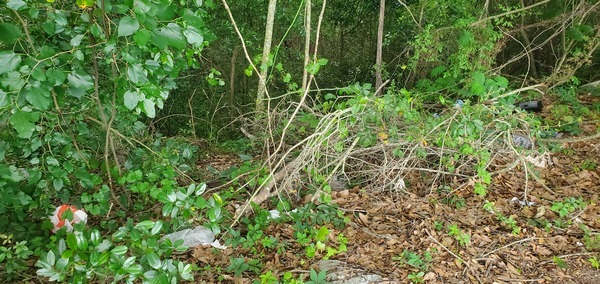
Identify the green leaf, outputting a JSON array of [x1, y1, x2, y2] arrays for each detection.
[[127, 64, 148, 84], [123, 91, 139, 110], [316, 226, 329, 242], [123, 256, 136, 268], [118, 16, 140, 37], [0, 23, 23, 44], [0, 52, 22, 75], [147, 252, 161, 269], [133, 29, 152, 46], [46, 68, 66, 86], [125, 264, 143, 275], [67, 70, 94, 90], [70, 34, 84, 47], [156, 5, 177, 21], [151, 221, 163, 235], [47, 250, 56, 266], [136, 220, 154, 230], [7, 0, 27, 10], [10, 110, 40, 139], [111, 245, 128, 256], [0, 165, 25, 182], [183, 26, 204, 47], [133, 0, 152, 14], [66, 234, 78, 250], [156, 23, 185, 50], [0, 90, 8, 108], [53, 178, 64, 191], [142, 99, 155, 118], [25, 85, 51, 110]]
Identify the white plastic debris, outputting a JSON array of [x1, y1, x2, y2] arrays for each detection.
[[267, 208, 299, 220], [50, 204, 88, 233], [162, 226, 226, 249], [268, 209, 281, 219], [524, 153, 549, 168], [509, 197, 536, 206]]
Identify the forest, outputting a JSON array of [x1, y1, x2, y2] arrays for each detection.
[[0, 0, 599, 283]]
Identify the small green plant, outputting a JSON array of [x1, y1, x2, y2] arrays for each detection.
[[580, 159, 597, 171], [581, 225, 600, 251], [0, 234, 34, 281], [256, 270, 279, 284], [407, 271, 425, 283], [393, 250, 432, 283], [226, 257, 263, 277], [306, 268, 328, 284], [553, 256, 568, 269], [35, 221, 194, 283], [589, 257, 599, 269], [441, 194, 466, 209], [550, 197, 586, 217], [483, 201, 521, 235], [434, 221, 444, 231], [448, 224, 470, 247]]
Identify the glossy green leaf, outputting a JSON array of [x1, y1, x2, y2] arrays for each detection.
[[0, 90, 8, 108], [183, 26, 203, 47], [125, 264, 143, 275], [7, 0, 27, 10], [47, 250, 56, 266], [53, 178, 64, 191], [9, 110, 40, 139], [118, 16, 140, 37], [111, 245, 128, 256], [146, 252, 161, 269], [127, 64, 148, 84], [0, 52, 22, 75], [0, 23, 22, 44], [70, 34, 84, 47], [157, 24, 185, 50], [142, 99, 155, 118], [66, 234, 78, 250], [133, 0, 152, 14], [136, 220, 154, 230], [123, 91, 139, 110], [150, 221, 162, 235], [67, 70, 93, 90], [123, 256, 136, 268]]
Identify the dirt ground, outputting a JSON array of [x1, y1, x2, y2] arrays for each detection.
[[192, 97, 599, 283]]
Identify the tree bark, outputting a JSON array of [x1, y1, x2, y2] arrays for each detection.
[[375, 0, 385, 93], [230, 46, 240, 107], [302, 0, 312, 91], [255, 0, 277, 121]]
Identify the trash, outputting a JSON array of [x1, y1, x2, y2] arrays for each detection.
[[50, 204, 87, 233], [268, 209, 281, 219], [516, 100, 543, 112], [162, 226, 226, 249], [268, 208, 298, 220], [509, 197, 535, 206], [512, 134, 533, 149]]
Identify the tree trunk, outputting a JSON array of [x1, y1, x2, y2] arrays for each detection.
[[302, 0, 312, 91], [375, 0, 385, 93], [230, 46, 240, 107], [255, 0, 277, 121]]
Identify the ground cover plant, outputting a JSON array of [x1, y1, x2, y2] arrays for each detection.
[[1, 0, 599, 283]]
